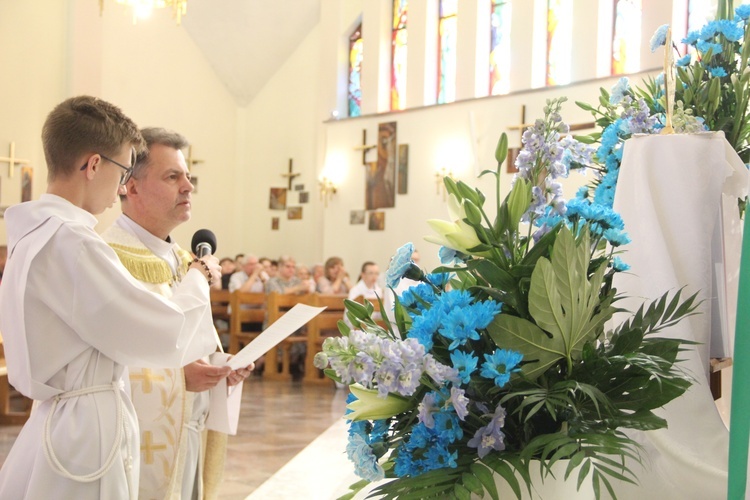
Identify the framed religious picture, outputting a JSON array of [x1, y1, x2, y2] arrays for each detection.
[[350, 210, 365, 225], [397, 144, 409, 194], [299, 191, 309, 204], [368, 211, 385, 231], [21, 165, 33, 202], [294, 184, 305, 191], [366, 121, 397, 210], [288, 206, 302, 220], [0, 206, 7, 218], [271, 217, 279, 230], [269, 187, 287, 210], [506, 147, 520, 173]]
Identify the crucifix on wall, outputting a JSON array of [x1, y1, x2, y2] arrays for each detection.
[[0, 141, 30, 178], [281, 158, 300, 190], [185, 144, 203, 172], [352, 129, 376, 165]]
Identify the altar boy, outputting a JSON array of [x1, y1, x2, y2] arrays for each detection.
[[0, 96, 220, 499]]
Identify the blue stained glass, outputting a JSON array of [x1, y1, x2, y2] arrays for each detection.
[[490, 1, 512, 95], [348, 25, 363, 117]]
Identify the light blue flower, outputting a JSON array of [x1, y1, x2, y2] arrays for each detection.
[[710, 66, 728, 78], [450, 350, 478, 384], [610, 77, 630, 105], [386, 242, 415, 288], [677, 54, 691, 67], [612, 256, 630, 272], [346, 432, 385, 481], [449, 386, 469, 420], [480, 349, 523, 387], [438, 246, 458, 265], [650, 24, 670, 52], [737, 5, 750, 21]]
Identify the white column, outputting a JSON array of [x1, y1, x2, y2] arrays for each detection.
[[406, 0, 438, 108], [511, 0, 536, 91], [361, 0, 392, 114], [571, 0, 600, 82], [455, 0, 489, 101]]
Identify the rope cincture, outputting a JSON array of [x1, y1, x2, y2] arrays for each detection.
[[42, 381, 130, 487]]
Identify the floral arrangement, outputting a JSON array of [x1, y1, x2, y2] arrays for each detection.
[[315, 98, 698, 499], [576, 4, 750, 211]]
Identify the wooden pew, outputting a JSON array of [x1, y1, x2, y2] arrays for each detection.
[[0, 334, 31, 424], [265, 293, 315, 381], [304, 294, 347, 384], [209, 288, 231, 348], [228, 291, 266, 355]]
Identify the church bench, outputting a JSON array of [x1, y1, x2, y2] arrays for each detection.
[[304, 294, 347, 384], [264, 293, 315, 381], [227, 291, 266, 355]]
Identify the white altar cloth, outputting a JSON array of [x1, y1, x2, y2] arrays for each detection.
[[611, 132, 748, 499]]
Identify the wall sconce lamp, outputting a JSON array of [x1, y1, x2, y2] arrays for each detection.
[[319, 177, 337, 207], [435, 167, 456, 201]]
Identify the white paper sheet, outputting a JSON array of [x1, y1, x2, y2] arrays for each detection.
[[206, 352, 243, 434], [225, 303, 326, 370]]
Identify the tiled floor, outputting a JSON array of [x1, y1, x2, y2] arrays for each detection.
[[0, 378, 349, 500]]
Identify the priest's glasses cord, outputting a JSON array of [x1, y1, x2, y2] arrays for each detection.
[[42, 381, 132, 492]]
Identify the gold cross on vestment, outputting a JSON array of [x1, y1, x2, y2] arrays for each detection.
[[141, 431, 167, 464], [281, 158, 300, 190], [352, 129, 376, 165], [130, 368, 165, 393], [0, 142, 30, 178], [185, 145, 203, 172]]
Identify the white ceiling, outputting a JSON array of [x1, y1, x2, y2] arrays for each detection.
[[180, 0, 321, 107]]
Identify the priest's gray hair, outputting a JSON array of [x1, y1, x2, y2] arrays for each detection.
[[132, 127, 189, 179]]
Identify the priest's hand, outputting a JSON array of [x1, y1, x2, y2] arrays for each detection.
[[184, 359, 232, 392], [227, 362, 254, 386]]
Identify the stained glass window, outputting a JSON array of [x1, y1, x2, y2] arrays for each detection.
[[348, 24, 363, 118], [546, 0, 572, 86], [490, 1, 512, 95], [437, 0, 458, 104], [611, 0, 641, 75], [391, 0, 408, 111]]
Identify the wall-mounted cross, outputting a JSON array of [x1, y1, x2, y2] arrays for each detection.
[[507, 105, 595, 133], [281, 158, 300, 190], [0, 142, 30, 178], [352, 129, 377, 165], [185, 145, 203, 172]]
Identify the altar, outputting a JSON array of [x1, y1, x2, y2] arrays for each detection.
[[610, 132, 748, 499]]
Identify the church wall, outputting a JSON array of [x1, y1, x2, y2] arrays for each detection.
[[0, 1, 239, 255], [230, 0, 678, 278]]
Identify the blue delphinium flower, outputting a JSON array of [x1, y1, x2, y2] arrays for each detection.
[[467, 404, 507, 458], [650, 24, 670, 52], [696, 40, 723, 56], [439, 246, 458, 265], [386, 242, 415, 288], [710, 66, 728, 77], [610, 77, 629, 105], [480, 349, 523, 387]]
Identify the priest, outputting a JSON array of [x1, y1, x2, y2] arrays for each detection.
[[0, 96, 221, 498], [101, 127, 253, 499]]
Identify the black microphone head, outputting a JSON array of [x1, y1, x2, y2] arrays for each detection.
[[191, 229, 217, 255]]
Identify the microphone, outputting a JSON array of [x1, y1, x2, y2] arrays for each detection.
[[191, 229, 217, 258]]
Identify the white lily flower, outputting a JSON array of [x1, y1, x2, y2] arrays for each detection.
[[346, 384, 411, 421], [424, 194, 482, 253]]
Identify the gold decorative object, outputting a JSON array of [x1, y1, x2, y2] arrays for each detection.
[[101, 0, 188, 25], [661, 26, 676, 135], [319, 177, 337, 207]]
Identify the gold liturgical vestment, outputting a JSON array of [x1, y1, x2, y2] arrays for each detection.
[[102, 220, 226, 500]]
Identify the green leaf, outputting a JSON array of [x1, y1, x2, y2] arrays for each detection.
[[487, 314, 562, 380], [453, 484, 471, 500], [528, 227, 615, 368], [460, 472, 484, 495], [470, 463, 499, 500]]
